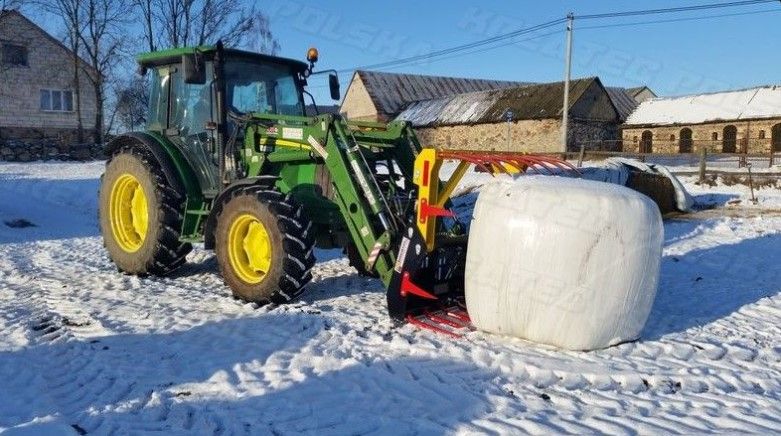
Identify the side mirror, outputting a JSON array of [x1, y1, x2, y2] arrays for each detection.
[[329, 73, 340, 100], [182, 54, 206, 84]]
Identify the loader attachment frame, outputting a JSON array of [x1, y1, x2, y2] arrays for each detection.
[[383, 149, 577, 333]]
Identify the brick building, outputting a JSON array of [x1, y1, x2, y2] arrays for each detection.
[[0, 10, 98, 147], [341, 70, 527, 122], [395, 77, 621, 153], [622, 86, 781, 154], [341, 70, 650, 153]]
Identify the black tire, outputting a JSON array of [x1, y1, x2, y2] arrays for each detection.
[[99, 146, 192, 275], [346, 243, 379, 278], [215, 188, 316, 304]]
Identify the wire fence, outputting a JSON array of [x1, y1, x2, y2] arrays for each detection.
[[560, 150, 778, 170], [565, 138, 781, 173]]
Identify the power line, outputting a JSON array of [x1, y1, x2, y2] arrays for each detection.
[[372, 30, 562, 72], [335, 18, 566, 74], [577, 0, 778, 20], [378, 7, 779, 72], [336, 0, 780, 74], [308, 30, 562, 90], [578, 8, 781, 30]]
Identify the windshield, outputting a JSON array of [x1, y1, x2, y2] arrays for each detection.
[[224, 59, 303, 116]]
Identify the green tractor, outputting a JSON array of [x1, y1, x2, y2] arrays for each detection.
[[99, 43, 570, 333]]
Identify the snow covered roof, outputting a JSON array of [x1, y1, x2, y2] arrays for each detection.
[[395, 77, 604, 127], [624, 86, 781, 126], [355, 70, 528, 119]]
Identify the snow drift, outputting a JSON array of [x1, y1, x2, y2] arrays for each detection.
[[465, 177, 664, 351]]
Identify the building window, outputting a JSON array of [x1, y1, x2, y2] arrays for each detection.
[[633, 136, 638, 143], [669, 134, 675, 141], [758, 130, 765, 139], [712, 132, 718, 141], [1, 43, 28, 66], [40, 89, 74, 112]]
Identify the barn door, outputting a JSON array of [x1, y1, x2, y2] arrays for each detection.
[[773, 124, 781, 152], [640, 130, 653, 153], [722, 125, 737, 153], [679, 128, 693, 153]]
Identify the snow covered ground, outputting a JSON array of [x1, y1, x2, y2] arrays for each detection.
[[0, 160, 779, 434]]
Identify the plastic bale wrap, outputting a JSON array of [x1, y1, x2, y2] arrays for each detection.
[[465, 177, 663, 351]]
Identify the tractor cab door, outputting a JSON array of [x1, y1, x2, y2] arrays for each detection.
[[147, 64, 220, 194]]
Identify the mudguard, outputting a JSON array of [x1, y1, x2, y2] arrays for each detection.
[[104, 132, 202, 202]]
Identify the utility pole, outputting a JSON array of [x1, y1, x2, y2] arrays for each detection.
[[505, 109, 514, 152], [561, 13, 574, 152]]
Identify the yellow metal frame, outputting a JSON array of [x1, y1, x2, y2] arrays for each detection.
[[412, 149, 470, 252]]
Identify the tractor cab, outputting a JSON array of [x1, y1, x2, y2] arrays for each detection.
[[136, 45, 339, 195]]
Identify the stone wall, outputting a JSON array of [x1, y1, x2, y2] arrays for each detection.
[[0, 126, 102, 161], [414, 118, 619, 153], [570, 120, 621, 151], [622, 118, 781, 153], [0, 139, 103, 161]]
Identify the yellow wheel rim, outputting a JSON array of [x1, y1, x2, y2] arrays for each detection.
[[109, 174, 148, 253], [227, 214, 272, 284]]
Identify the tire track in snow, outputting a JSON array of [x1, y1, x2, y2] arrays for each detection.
[[1, 161, 780, 433]]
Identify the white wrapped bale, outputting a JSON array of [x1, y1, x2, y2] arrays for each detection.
[[465, 177, 663, 351]]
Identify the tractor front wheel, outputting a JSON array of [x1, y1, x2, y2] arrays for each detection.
[[215, 189, 316, 304]]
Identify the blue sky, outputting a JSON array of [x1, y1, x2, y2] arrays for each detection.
[[260, 0, 781, 102], [29, 0, 781, 104]]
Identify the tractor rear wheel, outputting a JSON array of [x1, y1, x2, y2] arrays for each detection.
[[99, 147, 192, 275], [215, 189, 316, 304]]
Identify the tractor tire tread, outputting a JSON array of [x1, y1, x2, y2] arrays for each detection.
[[100, 145, 192, 276]]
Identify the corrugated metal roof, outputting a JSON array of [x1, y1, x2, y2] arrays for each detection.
[[606, 87, 639, 122], [624, 85, 781, 126], [357, 70, 528, 119], [395, 77, 599, 127], [626, 86, 655, 98]]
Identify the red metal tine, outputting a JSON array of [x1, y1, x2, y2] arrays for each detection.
[[424, 309, 466, 328], [406, 314, 462, 338], [438, 150, 579, 177]]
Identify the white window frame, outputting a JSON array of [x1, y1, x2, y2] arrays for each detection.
[[40, 89, 74, 113]]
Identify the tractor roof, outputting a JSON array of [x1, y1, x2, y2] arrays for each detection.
[[136, 46, 308, 71]]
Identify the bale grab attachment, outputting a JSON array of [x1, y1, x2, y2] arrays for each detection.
[[386, 148, 577, 337]]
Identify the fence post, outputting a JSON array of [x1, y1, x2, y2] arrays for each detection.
[[577, 143, 585, 168], [699, 146, 707, 184]]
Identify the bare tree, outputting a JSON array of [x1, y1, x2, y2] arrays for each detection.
[[134, 0, 279, 52], [37, 0, 86, 143], [115, 75, 148, 131], [80, 0, 128, 144], [135, 0, 156, 51], [0, 0, 24, 10], [247, 11, 280, 55]]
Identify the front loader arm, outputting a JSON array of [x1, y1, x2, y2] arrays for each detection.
[[310, 115, 578, 327], [314, 117, 415, 286]]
